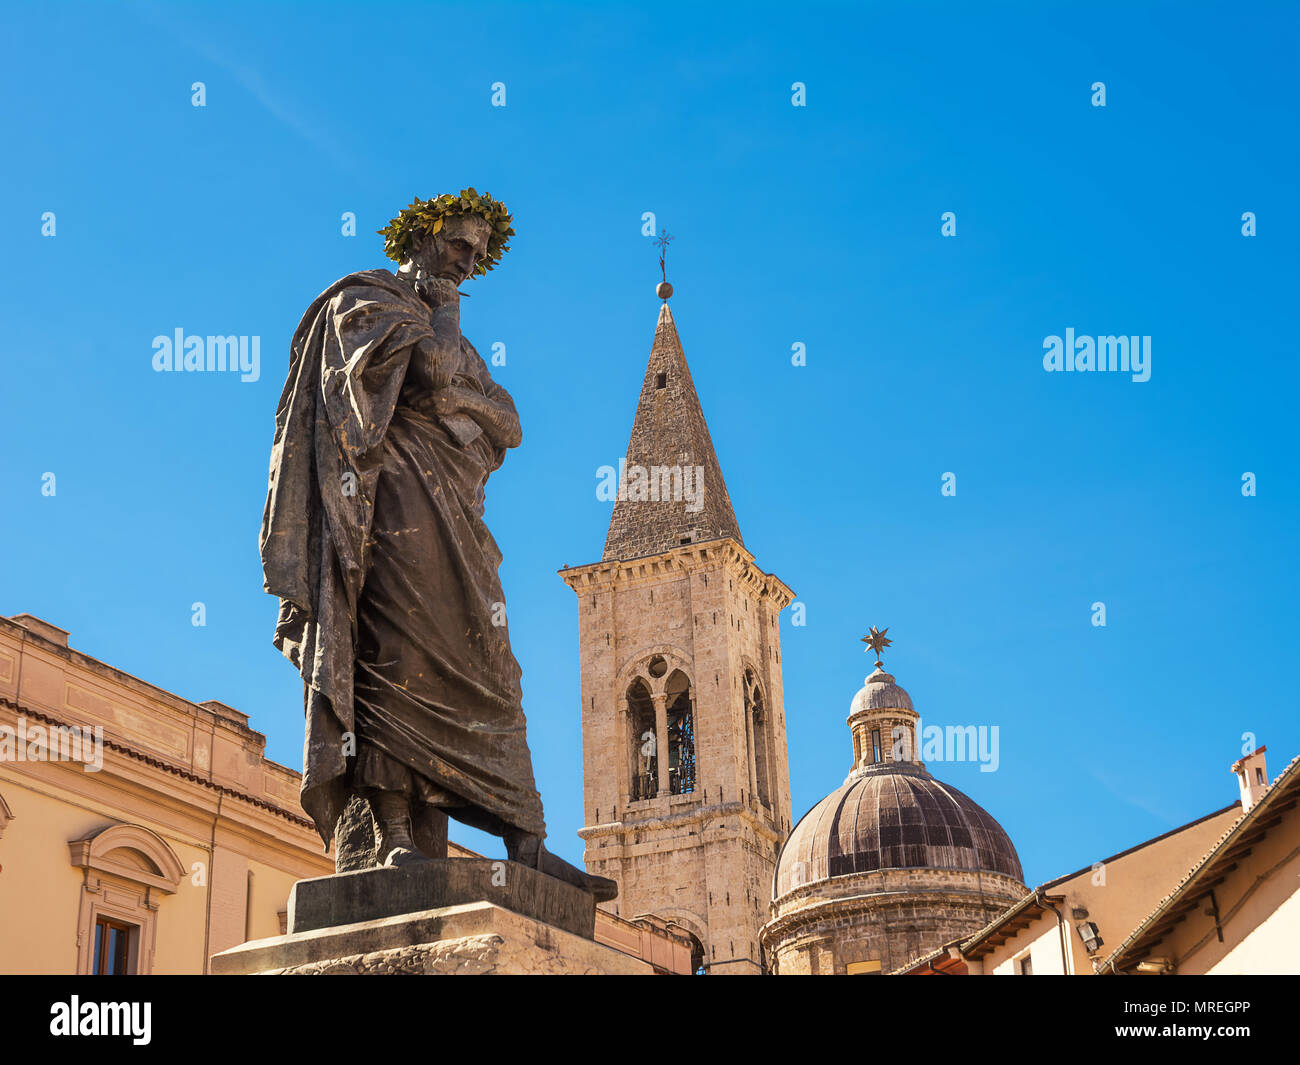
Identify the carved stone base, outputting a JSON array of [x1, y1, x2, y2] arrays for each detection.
[[289, 857, 596, 939], [211, 901, 653, 975]]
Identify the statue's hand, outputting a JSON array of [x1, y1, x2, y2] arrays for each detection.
[[422, 277, 463, 309], [431, 387, 485, 447], [430, 386, 521, 450], [430, 386, 473, 417]]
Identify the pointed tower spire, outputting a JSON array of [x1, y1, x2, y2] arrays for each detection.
[[562, 264, 796, 974], [602, 297, 744, 561]]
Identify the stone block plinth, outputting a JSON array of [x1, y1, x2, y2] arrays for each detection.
[[287, 858, 595, 939], [211, 901, 654, 975]]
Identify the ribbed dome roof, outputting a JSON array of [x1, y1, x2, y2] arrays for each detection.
[[775, 763, 1023, 897], [850, 667, 913, 714]]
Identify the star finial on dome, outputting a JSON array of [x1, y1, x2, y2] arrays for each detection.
[[861, 626, 891, 669]]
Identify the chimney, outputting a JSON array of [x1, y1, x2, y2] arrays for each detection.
[[1230, 746, 1269, 812], [9, 614, 70, 647]]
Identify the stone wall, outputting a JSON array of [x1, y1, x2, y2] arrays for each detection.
[[562, 538, 794, 972], [763, 867, 1026, 975]]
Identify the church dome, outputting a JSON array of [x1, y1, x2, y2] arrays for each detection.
[[764, 630, 1027, 975], [850, 667, 913, 714], [774, 762, 1023, 897]]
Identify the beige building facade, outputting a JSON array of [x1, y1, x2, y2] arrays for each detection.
[[897, 801, 1241, 975], [896, 746, 1299, 977], [1099, 750, 1300, 976], [0, 613, 332, 974]]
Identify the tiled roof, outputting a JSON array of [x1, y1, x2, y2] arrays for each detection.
[[890, 937, 965, 975], [775, 762, 1024, 897]]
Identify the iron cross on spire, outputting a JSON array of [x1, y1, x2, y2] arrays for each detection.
[[861, 626, 892, 669], [654, 228, 673, 283], [653, 228, 675, 300]]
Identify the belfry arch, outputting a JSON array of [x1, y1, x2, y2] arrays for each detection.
[[664, 668, 696, 796], [621, 652, 697, 802], [626, 678, 657, 801]]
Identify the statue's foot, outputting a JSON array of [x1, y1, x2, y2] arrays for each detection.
[[506, 833, 619, 902], [382, 845, 434, 868], [576, 867, 620, 903], [371, 791, 435, 868]]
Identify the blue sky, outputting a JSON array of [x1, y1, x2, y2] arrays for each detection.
[[2, 1, 1297, 884]]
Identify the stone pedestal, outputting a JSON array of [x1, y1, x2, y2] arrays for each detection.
[[212, 858, 651, 975], [288, 857, 595, 938], [212, 901, 653, 975]]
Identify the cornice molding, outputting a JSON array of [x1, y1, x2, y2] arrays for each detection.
[[0, 697, 314, 831], [761, 872, 1026, 946], [560, 537, 794, 607], [580, 798, 785, 847]]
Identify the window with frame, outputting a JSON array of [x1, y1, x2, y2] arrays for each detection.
[[93, 917, 136, 975], [68, 823, 185, 975]]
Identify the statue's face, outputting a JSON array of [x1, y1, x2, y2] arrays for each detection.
[[407, 214, 492, 283]]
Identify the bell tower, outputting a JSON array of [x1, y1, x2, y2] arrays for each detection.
[[560, 285, 794, 974]]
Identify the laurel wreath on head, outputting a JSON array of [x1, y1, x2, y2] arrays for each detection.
[[377, 189, 514, 277]]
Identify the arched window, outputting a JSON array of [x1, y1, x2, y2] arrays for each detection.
[[745, 670, 772, 808], [684, 930, 706, 974], [665, 670, 696, 795], [67, 823, 185, 975], [627, 679, 656, 802]]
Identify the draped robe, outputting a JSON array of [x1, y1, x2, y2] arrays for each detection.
[[260, 269, 546, 849]]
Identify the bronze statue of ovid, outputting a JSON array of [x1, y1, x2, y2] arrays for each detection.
[[260, 190, 615, 900]]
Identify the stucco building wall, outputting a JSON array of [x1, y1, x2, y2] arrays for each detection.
[[1159, 807, 1300, 975], [971, 803, 1240, 975], [990, 923, 1065, 975], [0, 614, 333, 975]]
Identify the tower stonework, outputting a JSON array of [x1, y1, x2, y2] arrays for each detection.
[[560, 299, 794, 974]]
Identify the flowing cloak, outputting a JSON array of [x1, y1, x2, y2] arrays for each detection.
[[260, 269, 546, 849]]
